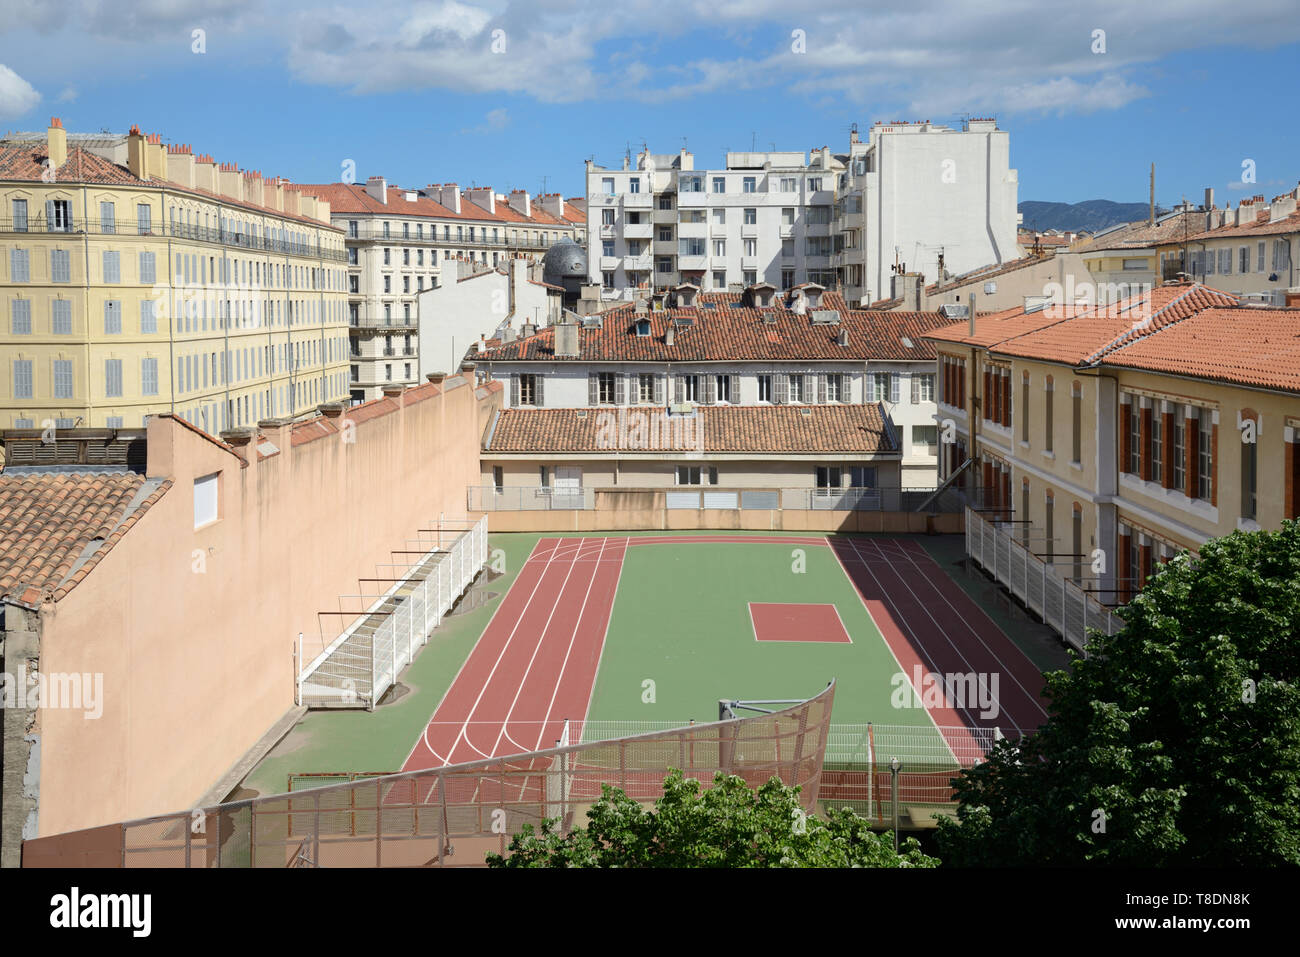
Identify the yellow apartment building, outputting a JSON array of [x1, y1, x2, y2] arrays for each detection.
[[927, 281, 1300, 611], [1, 119, 350, 434]]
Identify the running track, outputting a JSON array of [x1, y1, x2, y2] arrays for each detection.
[[401, 534, 1049, 773]]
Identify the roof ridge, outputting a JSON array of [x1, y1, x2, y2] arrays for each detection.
[[1081, 284, 1233, 366]]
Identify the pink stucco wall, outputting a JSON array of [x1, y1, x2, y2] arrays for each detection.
[[34, 373, 499, 836]]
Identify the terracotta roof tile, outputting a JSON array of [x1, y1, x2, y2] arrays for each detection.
[[476, 292, 945, 363], [485, 404, 898, 454], [300, 182, 580, 232], [0, 472, 171, 604]]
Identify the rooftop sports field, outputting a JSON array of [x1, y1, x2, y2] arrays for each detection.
[[239, 530, 1060, 800]]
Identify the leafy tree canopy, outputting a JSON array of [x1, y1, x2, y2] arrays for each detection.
[[937, 521, 1300, 866], [487, 768, 938, 868]]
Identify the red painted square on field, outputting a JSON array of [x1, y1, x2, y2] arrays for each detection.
[[749, 602, 852, 644]]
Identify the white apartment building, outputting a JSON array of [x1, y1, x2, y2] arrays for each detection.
[[835, 119, 1020, 306], [585, 148, 843, 299], [304, 177, 583, 402]]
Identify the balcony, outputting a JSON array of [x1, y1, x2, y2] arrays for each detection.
[[622, 193, 653, 209], [623, 254, 652, 271], [839, 210, 865, 230], [779, 224, 795, 239], [653, 239, 678, 254], [623, 222, 653, 239], [599, 255, 621, 271], [677, 221, 707, 238], [741, 224, 759, 239], [599, 224, 616, 239], [741, 255, 759, 271], [677, 190, 709, 208], [350, 313, 419, 331], [679, 254, 708, 271]]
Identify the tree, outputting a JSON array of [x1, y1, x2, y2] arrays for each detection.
[[937, 521, 1300, 866], [487, 768, 938, 868]]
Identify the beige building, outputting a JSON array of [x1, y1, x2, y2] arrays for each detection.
[[0, 371, 499, 865], [1154, 185, 1300, 303], [302, 179, 584, 402], [1, 119, 351, 433], [926, 280, 1300, 615]]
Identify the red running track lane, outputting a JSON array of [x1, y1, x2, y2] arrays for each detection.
[[400, 536, 627, 772], [830, 536, 1050, 760]]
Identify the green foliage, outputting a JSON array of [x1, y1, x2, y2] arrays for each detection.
[[937, 521, 1300, 866], [486, 768, 938, 868]]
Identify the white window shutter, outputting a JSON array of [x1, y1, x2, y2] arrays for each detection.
[[588, 373, 598, 405], [890, 373, 901, 404], [654, 375, 664, 405], [535, 375, 544, 407], [510, 374, 519, 406]]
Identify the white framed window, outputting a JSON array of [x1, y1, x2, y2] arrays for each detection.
[[744, 239, 757, 256], [788, 374, 805, 403], [12, 199, 28, 232], [743, 270, 757, 285], [711, 208, 725, 225], [757, 374, 773, 403], [676, 465, 717, 485], [743, 208, 757, 225], [742, 177, 756, 193], [712, 176, 726, 193], [825, 373, 843, 402], [194, 472, 220, 528], [712, 270, 726, 290]]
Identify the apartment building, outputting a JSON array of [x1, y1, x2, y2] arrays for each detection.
[[926, 281, 1300, 609], [835, 119, 1020, 306], [1154, 184, 1300, 303], [474, 282, 949, 491], [585, 147, 843, 298], [1073, 202, 1220, 298], [302, 178, 583, 401], [0, 119, 350, 432]]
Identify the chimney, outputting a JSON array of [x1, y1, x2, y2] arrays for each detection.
[[1286, 291, 1300, 308], [536, 193, 565, 218], [1204, 187, 1215, 211], [148, 133, 167, 181], [427, 183, 461, 214], [168, 143, 196, 189], [127, 124, 148, 179], [47, 117, 66, 169], [968, 292, 977, 337], [1269, 194, 1297, 223], [835, 329, 849, 347], [508, 189, 531, 217], [317, 402, 345, 419], [365, 175, 387, 204], [219, 162, 244, 202], [464, 187, 496, 214], [665, 324, 675, 347], [554, 320, 580, 358], [193, 153, 217, 193]]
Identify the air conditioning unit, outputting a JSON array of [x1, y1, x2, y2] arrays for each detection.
[[939, 303, 969, 319]]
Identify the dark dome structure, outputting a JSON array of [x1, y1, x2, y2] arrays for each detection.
[[541, 237, 588, 288]]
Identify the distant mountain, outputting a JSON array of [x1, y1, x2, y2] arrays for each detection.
[[1018, 200, 1166, 234]]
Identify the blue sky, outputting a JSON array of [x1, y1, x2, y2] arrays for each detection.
[[1, 1, 1297, 208]]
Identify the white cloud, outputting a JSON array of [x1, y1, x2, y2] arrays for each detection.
[[57, 85, 77, 103], [0, 64, 40, 119], [459, 106, 509, 135]]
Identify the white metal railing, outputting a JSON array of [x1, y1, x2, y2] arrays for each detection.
[[964, 507, 1123, 651], [297, 516, 488, 709], [469, 485, 969, 514]]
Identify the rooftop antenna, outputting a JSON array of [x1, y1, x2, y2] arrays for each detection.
[[540, 175, 548, 196], [751, 131, 757, 151]]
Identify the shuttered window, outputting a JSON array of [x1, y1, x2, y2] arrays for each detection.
[[11, 299, 31, 334], [10, 248, 30, 282], [53, 359, 73, 399], [105, 358, 123, 397], [52, 299, 71, 334]]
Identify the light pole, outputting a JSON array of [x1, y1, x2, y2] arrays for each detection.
[[889, 756, 901, 854]]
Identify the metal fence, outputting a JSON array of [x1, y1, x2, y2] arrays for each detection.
[[468, 485, 976, 514], [296, 516, 488, 709], [964, 507, 1123, 651], [25, 683, 835, 867]]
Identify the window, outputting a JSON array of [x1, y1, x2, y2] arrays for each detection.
[[100, 201, 116, 233], [104, 300, 122, 334], [142, 357, 158, 396], [712, 239, 726, 257], [808, 206, 831, 225], [715, 375, 731, 403], [676, 465, 717, 485], [850, 466, 876, 488], [659, 226, 674, 242], [742, 177, 756, 193], [51, 249, 70, 283], [52, 299, 71, 334], [1257, 241, 1266, 272], [1240, 246, 1250, 273], [383, 247, 391, 265], [872, 373, 891, 402], [602, 240, 615, 257], [711, 208, 725, 225], [780, 178, 797, 192], [518, 373, 539, 406], [912, 425, 938, 452], [788, 374, 805, 403], [1172, 408, 1186, 491], [1151, 407, 1163, 481], [53, 359, 73, 399], [597, 372, 617, 404], [10, 299, 31, 335], [602, 271, 615, 289], [140, 299, 157, 334], [655, 257, 673, 274], [139, 251, 156, 284], [712, 270, 726, 290], [12, 359, 33, 398], [743, 270, 756, 285], [49, 199, 72, 231], [194, 473, 219, 528], [602, 177, 615, 195], [1196, 410, 1213, 500], [12, 199, 27, 232], [912, 373, 934, 403], [10, 248, 30, 282], [1122, 258, 1147, 271], [712, 177, 725, 193], [781, 207, 795, 226], [805, 237, 832, 256], [1044, 381, 1054, 453], [758, 374, 772, 403], [815, 466, 841, 489], [103, 250, 121, 283], [781, 268, 795, 289], [1071, 384, 1082, 463], [1241, 422, 1257, 520], [105, 358, 123, 397], [743, 208, 757, 226], [744, 238, 757, 256], [628, 178, 641, 194]]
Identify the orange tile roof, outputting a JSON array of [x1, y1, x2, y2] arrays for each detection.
[[1179, 209, 1300, 242], [476, 291, 946, 363], [300, 182, 579, 232], [0, 472, 171, 605], [0, 143, 340, 230], [1073, 210, 1208, 252], [1099, 306, 1300, 393], [485, 404, 898, 454]]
